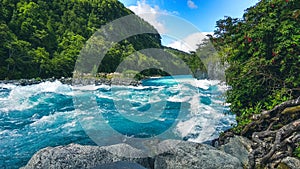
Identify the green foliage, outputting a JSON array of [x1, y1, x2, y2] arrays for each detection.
[[0, 0, 205, 80], [1, 0, 137, 79], [165, 47, 207, 78], [233, 102, 263, 133], [35, 77, 42, 81], [212, 0, 300, 126]]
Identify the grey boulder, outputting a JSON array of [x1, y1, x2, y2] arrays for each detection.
[[219, 136, 253, 168], [21, 143, 152, 169], [22, 140, 243, 169], [154, 140, 242, 169]]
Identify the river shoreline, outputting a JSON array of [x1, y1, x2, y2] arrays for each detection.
[[0, 77, 142, 86]]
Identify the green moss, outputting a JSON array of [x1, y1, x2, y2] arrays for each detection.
[[35, 77, 42, 81]]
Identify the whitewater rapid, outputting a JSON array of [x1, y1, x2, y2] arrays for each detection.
[[0, 76, 235, 168]]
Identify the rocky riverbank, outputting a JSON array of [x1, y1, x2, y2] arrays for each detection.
[[21, 135, 299, 169], [0, 77, 141, 86], [215, 97, 300, 169], [21, 140, 243, 169], [21, 98, 300, 169]]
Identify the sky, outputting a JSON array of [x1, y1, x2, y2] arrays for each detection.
[[118, 0, 259, 52]]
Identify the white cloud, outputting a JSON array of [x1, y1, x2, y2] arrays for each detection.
[[167, 32, 213, 53], [187, 0, 198, 9], [126, 1, 212, 53], [128, 0, 171, 34]]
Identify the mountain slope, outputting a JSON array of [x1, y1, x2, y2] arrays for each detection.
[[0, 0, 205, 80]]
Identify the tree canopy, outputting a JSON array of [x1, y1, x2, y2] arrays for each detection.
[[0, 0, 206, 80], [210, 0, 300, 131]]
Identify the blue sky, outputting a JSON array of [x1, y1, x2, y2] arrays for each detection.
[[118, 0, 259, 52]]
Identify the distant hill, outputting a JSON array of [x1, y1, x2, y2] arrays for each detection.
[[0, 0, 206, 80]]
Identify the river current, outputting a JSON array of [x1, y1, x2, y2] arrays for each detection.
[[0, 76, 235, 168]]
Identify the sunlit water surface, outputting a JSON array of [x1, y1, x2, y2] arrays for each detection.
[[0, 76, 235, 168]]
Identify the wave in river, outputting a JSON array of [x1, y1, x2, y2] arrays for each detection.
[[0, 76, 235, 168]]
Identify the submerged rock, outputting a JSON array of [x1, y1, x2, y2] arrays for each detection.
[[22, 140, 242, 169]]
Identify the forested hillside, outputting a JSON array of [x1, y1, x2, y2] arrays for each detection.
[[209, 0, 300, 165], [211, 0, 300, 132], [0, 0, 205, 80]]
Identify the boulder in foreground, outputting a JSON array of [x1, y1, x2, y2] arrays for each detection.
[[21, 140, 242, 169]]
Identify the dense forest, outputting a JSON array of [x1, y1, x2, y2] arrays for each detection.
[[207, 0, 300, 164], [0, 0, 205, 80], [211, 0, 299, 130]]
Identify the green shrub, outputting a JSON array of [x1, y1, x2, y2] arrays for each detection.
[[211, 0, 300, 132]]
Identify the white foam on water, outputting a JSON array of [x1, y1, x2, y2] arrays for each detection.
[[0, 81, 73, 112], [176, 78, 224, 91], [176, 118, 198, 137], [189, 119, 216, 143], [127, 85, 153, 90], [0, 129, 9, 135], [95, 92, 113, 100], [167, 95, 191, 103], [177, 78, 213, 90], [62, 121, 76, 128], [0, 83, 17, 90], [158, 78, 232, 143], [29, 110, 82, 135], [175, 109, 226, 143], [189, 94, 201, 115], [96, 84, 112, 90], [148, 95, 163, 104], [1, 77, 235, 147], [216, 81, 230, 92], [72, 85, 99, 91], [171, 78, 234, 143], [0, 129, 22, 137], [191, 80, 211, 90]]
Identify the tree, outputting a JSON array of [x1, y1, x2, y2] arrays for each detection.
[[0, 0, 205, 80], [30, 47, 50, 77], [212, 0, 300, 130], [0, 23, 16, 78]]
